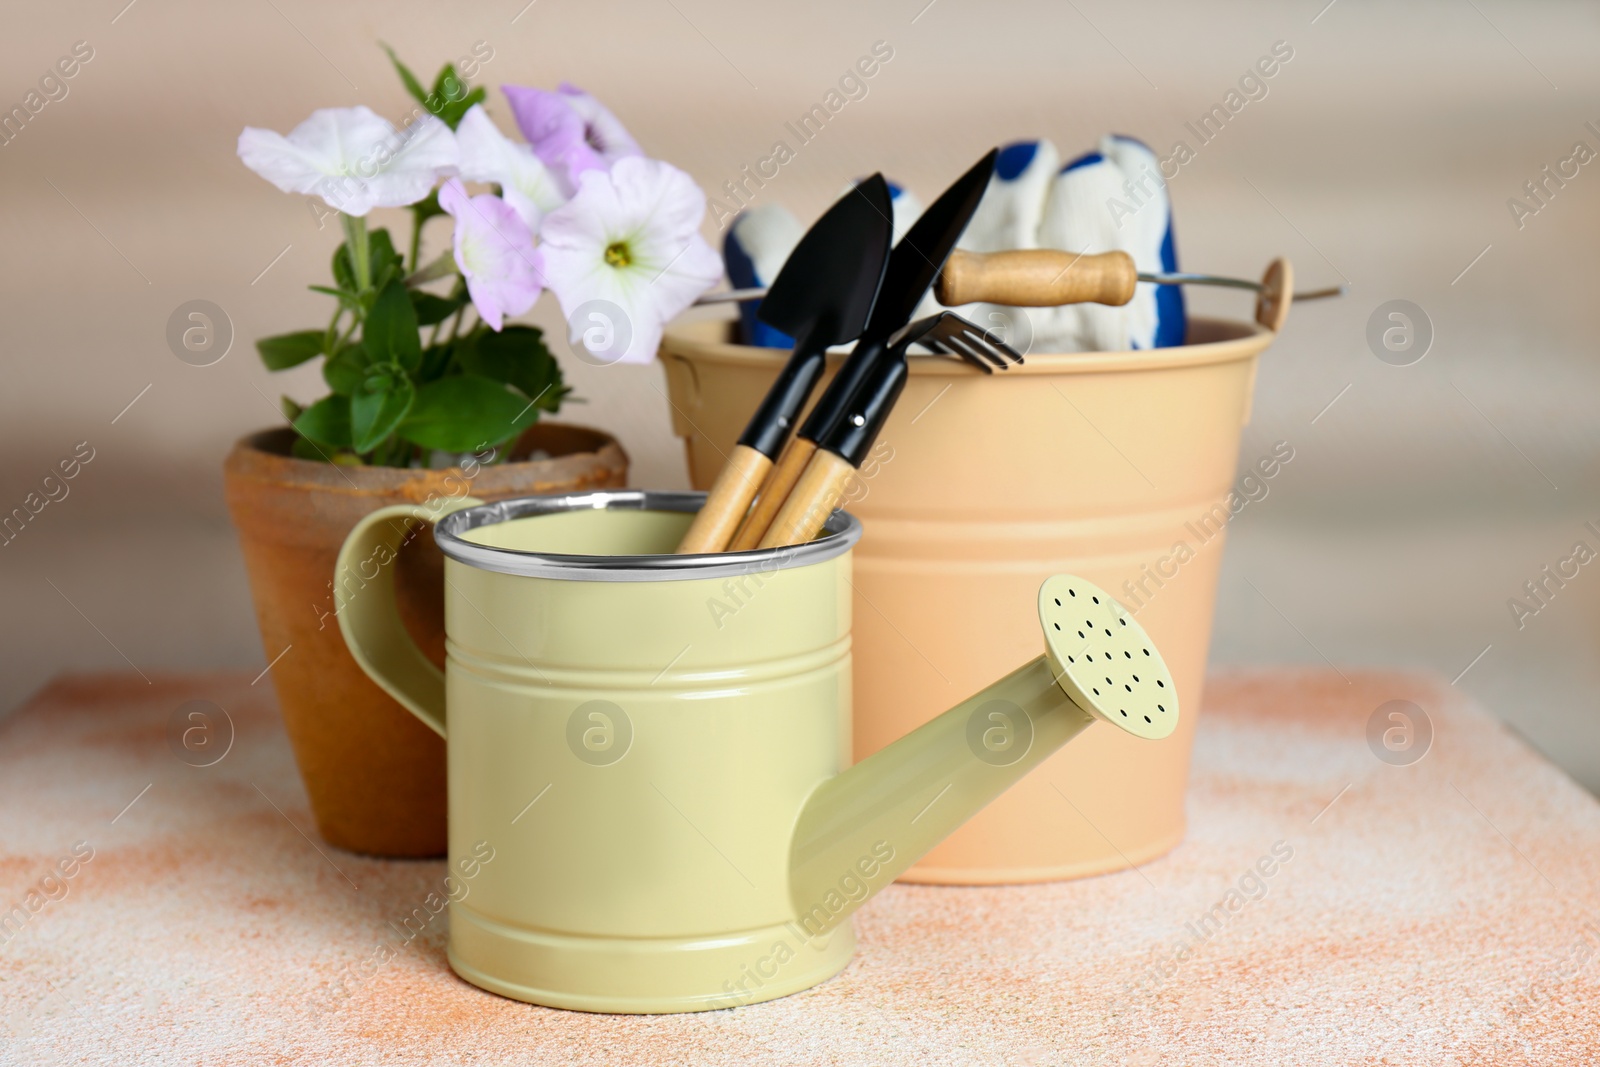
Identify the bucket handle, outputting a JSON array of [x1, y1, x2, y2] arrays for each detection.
[[333, 497, 483, 739]]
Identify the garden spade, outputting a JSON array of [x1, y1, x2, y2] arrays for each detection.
[[729, 149, 999, 551], [675, 175, 892, 553]]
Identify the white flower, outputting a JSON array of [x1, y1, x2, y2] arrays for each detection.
[[454, 104, 567, 231], [538, 156, 721, 365], [237, 105, 457, 217]]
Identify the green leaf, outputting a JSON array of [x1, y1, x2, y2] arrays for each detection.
[[410, 289, 464, 327], [382, 44, 431, 108], [256, 330, 324, 371], [368, 228, 402, 291], [363, 279, 422, 372], [280, 395, 304, 422], [431, 64, 462, 103], [293, 394, 352, 449], [322, 343, 369, 396], [426, 64, 484, 129], [459, 325, 565, 410], [416, 342, 455, 382], [290, 435, 328, 461], [351, 374, 415, 454], [398, 375, 539, 452], [332, 243, 356, 293], [448, 87, 486, 129], [379, 48, 479, 130], [435, 87, 485, 130], [309, 284, 363, 313]]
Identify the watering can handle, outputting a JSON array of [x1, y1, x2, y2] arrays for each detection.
[[333, 497, 484, 739]]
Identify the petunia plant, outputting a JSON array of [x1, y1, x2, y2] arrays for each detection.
[[238, 47, 721, 466]]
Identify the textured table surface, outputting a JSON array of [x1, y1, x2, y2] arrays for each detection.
[[1, 669, 1597, 1066]]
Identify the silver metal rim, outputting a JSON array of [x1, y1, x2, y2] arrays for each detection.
[[432, 490, 861, 581]]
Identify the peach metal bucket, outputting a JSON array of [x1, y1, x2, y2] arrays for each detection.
[[660, 316, 1274, 884]]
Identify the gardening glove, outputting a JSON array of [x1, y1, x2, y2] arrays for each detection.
[[724, 203, 802, 347], [1033, 134, 1185, 352]]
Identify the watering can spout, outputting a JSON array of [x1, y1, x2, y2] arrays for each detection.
[[787, 574, 1178, 928]]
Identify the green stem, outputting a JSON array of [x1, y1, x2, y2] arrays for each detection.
[[408, 204, 425, 272], [455, 310, 483, 347], [445, 306, 468, 347], [322, 305, 344, 356], [404, 249, 458, 287], [342, 213, 371, 295], [333, 316, 360, 351]]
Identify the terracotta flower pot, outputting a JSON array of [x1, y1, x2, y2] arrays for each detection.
[[223, 422, 628, 857], [661, 318, 1274, 883]]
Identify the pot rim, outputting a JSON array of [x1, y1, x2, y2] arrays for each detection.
[[434, 489, 861, 582], [223, 422, 628, 495]]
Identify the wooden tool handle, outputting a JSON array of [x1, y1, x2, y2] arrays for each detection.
[[758, 449, 856, 549], [675, 444, 772, 554], [728, 437, 816, 552], [936, 249, 1138, 307]]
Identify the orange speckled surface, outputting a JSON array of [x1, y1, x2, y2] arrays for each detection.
[[2, 669, 1598, 1065]]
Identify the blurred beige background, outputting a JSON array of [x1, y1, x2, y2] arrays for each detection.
[[2, 0, 1597, 787]]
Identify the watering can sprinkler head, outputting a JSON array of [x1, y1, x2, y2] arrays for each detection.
[[1037, 573, 1179, 741], [787, 574, 1178, 926]]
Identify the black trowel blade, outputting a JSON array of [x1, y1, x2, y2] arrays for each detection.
[[756, 174, 894, 347]]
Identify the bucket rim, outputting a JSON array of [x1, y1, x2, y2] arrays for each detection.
[[662, 314, 1273, 376], [434, 489, 861, 581]]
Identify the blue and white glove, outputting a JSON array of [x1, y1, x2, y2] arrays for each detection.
[[1034, 134, 1185, 351], [1100, 134, 1184, 349], [723, 204, 802, 348], [961, 140, 1061, 252], [726, 137, 1184, 355]]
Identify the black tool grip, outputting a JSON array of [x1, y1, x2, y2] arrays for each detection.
[[737, 321, 830, 459], [820, 353, 909, 469], [796, 333, 888, 445]]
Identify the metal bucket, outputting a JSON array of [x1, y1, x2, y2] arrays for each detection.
[[660, 317, 1274, 883]]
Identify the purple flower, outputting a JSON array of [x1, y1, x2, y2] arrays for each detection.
[[501, 83, 642, 191], [438, 178, 543, 331]]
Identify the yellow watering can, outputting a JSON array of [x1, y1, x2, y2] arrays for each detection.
[[335, 490, 1177, 1013]]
